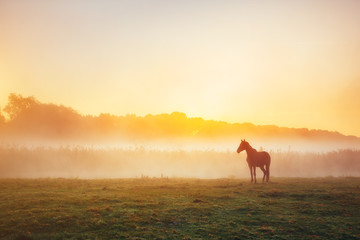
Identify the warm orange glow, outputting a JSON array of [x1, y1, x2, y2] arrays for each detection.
[[1, 1, 360, 137]]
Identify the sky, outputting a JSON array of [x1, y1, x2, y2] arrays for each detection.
[[1, 0, 360, 137]]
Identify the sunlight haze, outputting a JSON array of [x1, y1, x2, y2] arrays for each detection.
[[1, 0, 360, 136]]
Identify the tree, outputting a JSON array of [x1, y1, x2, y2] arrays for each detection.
[[0, 107, 5, 125], [3, 93, 38, 120]]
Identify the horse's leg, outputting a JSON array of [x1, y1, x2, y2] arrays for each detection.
[[253, 167, 257, 183], [248, 165, 253, 183], [266, 164, 270, 182], [259, 166, 266, 183]]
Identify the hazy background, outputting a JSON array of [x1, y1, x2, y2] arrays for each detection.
[[1, 1, 359, 178], [1, 0, 360, 136], [1, 145, 359, 179]]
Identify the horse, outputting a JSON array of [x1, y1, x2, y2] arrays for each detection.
[[237, 139, 271, 183]]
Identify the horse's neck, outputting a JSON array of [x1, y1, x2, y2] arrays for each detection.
[[245, 146, 257, 156]]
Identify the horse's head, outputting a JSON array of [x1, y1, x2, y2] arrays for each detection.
[[237, 139, 249, 153]]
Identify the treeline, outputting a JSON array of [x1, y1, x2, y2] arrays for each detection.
[[0, 145, 359, 178], [1, 94, 359, 145]]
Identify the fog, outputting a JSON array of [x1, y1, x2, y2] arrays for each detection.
[[0, 141, 359, 179], [1, 94, 359, 178]]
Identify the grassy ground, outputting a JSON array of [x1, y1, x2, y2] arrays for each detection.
[[0, 178, 359, 240]]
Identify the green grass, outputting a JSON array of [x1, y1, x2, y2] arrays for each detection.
[[1, 178, 359, 239]]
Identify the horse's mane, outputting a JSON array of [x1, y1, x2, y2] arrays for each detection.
[[246, 142, 257, 153]]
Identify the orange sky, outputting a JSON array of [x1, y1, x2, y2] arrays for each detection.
[[1, 0, 360, 137]]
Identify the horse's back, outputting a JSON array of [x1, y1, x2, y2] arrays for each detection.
[[256, 151, 271, 166]]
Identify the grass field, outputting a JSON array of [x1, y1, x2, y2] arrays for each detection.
[[1, 178, 359, 240]]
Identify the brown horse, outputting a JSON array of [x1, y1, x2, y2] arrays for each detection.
[[237, 139, 271, 183]]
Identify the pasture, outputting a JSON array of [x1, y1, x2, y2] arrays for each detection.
[[1, 178, 359, 239]]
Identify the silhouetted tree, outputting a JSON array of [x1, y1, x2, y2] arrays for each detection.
[[2, 93, 86, 139], [0, 93, 358, 145], [3, 93, 38, 120]]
